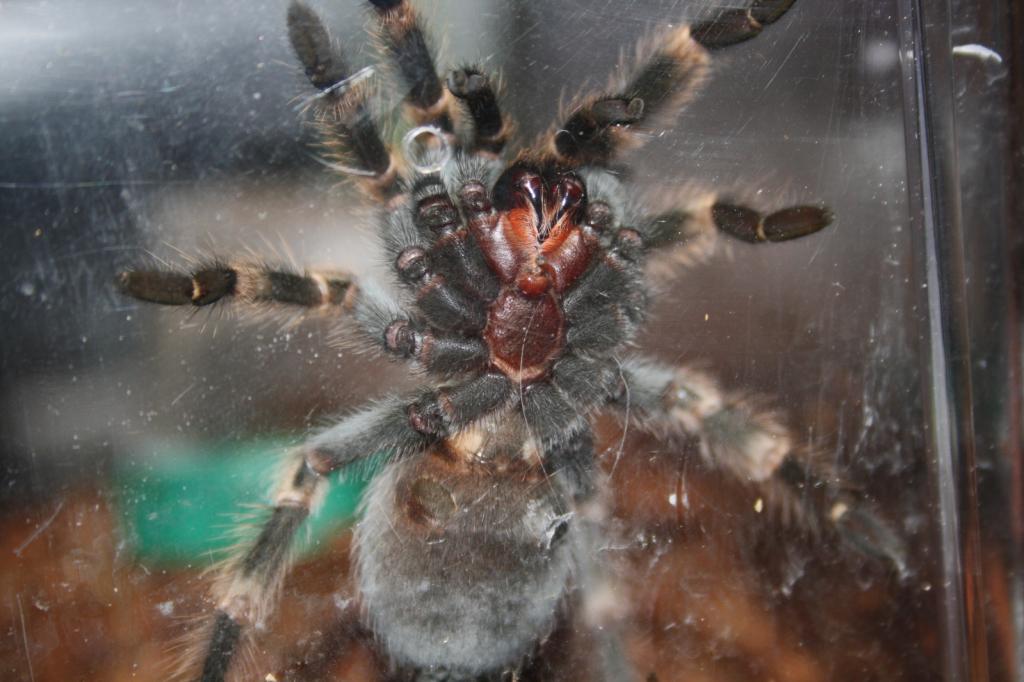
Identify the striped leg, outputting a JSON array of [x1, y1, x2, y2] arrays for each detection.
[[117, 262, 354, 310], [691, 0, 797, 49], [608, 356, 909, 577], [118, 261, 436, 361], [288, 2, 399, 199], [551, 26, 709, 166], [635, 190, 832, 277], [578, 168, 833, 276], [550, 1, 802, 167], [190, 374, 513, 681], [197, 454, 324, 682], [368, 0, 455, 131]]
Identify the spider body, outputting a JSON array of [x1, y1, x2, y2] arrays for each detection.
[[117, 1, 907, 680]]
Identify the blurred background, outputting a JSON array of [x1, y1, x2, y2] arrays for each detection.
[[0, 0, 1019, 680]]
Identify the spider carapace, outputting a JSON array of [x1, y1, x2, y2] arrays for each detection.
[[117, 1, 907, 680], [459, 166, 593, 377]]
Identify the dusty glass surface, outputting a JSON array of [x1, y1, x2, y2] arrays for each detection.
[[0, 0, 1018, 680]]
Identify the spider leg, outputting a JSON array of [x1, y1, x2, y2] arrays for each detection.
[[563, 228, 647, 357], [348, 278, 490, 374], [195, 375, 511, 680], [367, 0, 455, 131], [705, 201, 833, 244], [388, 175, 500, 302], [384, 178, 503, 335], [542, 430, 636, 682], [516, 367, 612, 675], [583, 171, 831, 265], [117, 263, 354, 309], [308, 373, 513, 474], [520, 355, 621, 448], [633, 190, 832, 276], [197, 454, 324, 682], [404, 264, 487, 333], [382, 319, 489, 375], [425, 276, 488, 331], [412, 169, 500, 295], [550, 26, 709, 166], [288, 2, 399, 200], [118, 262, 447, 365], [607, 356, 909, 577], [550, 1, 800, 166], [691, 0, 796, 50], [391, 183, 495, 331], [646, 198, 833, 250], [447, 66, 510, 155]]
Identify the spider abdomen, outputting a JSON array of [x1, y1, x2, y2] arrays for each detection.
[[355, 445, 574, 675]]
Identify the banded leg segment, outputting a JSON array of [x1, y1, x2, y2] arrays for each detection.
[[368, 0, 454, 130], [447, 67, 510, 155], [194, 370, 514, 680], [117, 262, 354, 310], [608, 356, 909, 576], [119, 261, 439, 364], [709, 202, 832, 244], [641, 201, 833, 251], [632, 191, 832, 276], [552, 27, 709, 166], [287, 2, 398, 199], [614, 358, 792, 482], [551, 1, 801, 166], [692, 0, 796, 49], [198, 455, 325, 682]]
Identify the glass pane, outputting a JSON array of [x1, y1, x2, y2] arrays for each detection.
[[1, 1, 1016, 680]]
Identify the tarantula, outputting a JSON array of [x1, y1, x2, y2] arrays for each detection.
[[118, 1, 905, 680]]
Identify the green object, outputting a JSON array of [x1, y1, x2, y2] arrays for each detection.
[[114, 439, 377, 566]]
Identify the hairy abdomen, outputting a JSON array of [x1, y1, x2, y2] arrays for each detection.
[[355, 447, 574, 675]]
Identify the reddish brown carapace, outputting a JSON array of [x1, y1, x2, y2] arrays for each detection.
[[462, 164, 599, 383]]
